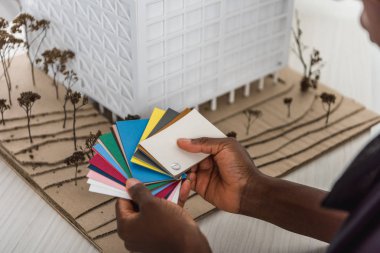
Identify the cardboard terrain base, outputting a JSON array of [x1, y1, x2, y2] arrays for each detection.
[[1, 55, 379, 253]]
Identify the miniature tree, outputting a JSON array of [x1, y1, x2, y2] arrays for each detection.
[[292, 12, 323, 92], [226, 131, 237, 138], [283, 97, 293, 118], [37, 48, 75, 99], [0, 18, 24, 105], [83, 130, 102, 158], [11, 13, 50, 86], [17, 91, 41, 143], [243, 109, 263, 135], [320, 92, 336, 125], [68, 91, 88, 150], [125, 114, 141, 120], [62, 70, 78, 128], [64, 151, 85, 186], [0, 99, 11, 126]]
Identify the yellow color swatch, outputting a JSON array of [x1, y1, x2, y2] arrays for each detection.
[[130, 107, 168, 175]]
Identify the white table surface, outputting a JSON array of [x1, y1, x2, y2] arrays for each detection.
[[1, 0, 380, 252]]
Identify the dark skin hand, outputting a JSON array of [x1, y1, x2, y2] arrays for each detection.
[[116, 137, 348, 252], [116, 179, 211, 253], [178, 137, 348, 243], [177, 137, 254, 213]]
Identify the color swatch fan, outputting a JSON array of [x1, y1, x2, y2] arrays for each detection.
[[86, 108, 225, 203]]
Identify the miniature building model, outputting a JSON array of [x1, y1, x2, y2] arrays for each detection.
[[21, 0, 294, 117]]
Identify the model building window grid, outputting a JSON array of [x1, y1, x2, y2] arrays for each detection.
[[21, 0, 293, 116]]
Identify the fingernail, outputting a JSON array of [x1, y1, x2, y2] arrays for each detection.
[[126, 178, 140, 190], [178, 138, 191, 143]]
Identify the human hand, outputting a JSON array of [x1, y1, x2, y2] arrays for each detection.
[[177, 137, 262, 213], [116, 179, 211, 253]]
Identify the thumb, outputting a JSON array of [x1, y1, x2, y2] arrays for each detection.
[[126, 179, 153, 207], [177, 137, 229, 155]]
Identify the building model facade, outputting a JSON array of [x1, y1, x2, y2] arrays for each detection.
[[21, 0, 294, 117]]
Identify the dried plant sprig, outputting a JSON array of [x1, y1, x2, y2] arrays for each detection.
[[12, 13, 50, 86], [67, 91, 88, 150], [83, 130, 102, 158], [0, 17, 8, 29], [36, 48, 75, 99], [283, 97, 293, 118], [125, 114, 141, 120], [17, 91, 41, 143], [243, 109, 263, 135], [0, 20, 24, 105], [320, 92, 336, 125], [0, 98, 11, 126], [226, 131, 237, 138], [62, 70, 78, 128], [292, 11, 324, 92], [64, 151, 86, 186]]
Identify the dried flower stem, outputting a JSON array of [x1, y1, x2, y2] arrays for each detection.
[[320, 92, 336, 125], [17, 91, 41, 143], [243, 109, 263, 135], [68, 91, 88, 150], [64, 151, 85, 186], [12, 13, 50, 86], [0, 99, 11, 126]]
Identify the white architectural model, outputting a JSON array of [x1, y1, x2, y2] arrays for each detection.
[[21, 0, 294, 117]]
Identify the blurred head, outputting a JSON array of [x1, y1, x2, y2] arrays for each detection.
[[361, 0, 380, 46]]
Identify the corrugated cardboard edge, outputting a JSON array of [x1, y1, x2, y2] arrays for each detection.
[[261, 117, 380, 178], [0, 139, 217, 252], [0, 142, 103, 252]]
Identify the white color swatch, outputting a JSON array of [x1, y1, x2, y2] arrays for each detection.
[[140, 110, 226, 177], [88, 180, 131, 199], [169, 181, 181, 205]]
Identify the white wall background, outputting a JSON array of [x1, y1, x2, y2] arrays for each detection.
[[288, 0, 380, 114], [0, 0, 20, 20]]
